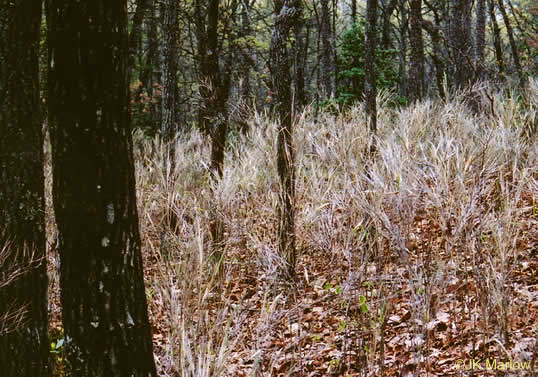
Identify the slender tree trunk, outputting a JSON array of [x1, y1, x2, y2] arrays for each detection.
[[365, 0, 378, 134], [239, 0, 252, 102], [207, 0, 229, 178], [332, 0, 338, 95], [270, 0, 301, 280], [140, 0, 161, 133], [497, 0, 524, 87], [475, 0, 486, 79], [398, 0, 408, 98], [197, 0, 229, 178], [294, 15, 307, 109], [381, 0, 398, 50], [161, 0, 180, 145], [351, 0, 357, 23], [422, 19, 446, 99], [47, 1, 157, 375], [409, 0, 425, 102], [320, 0, 333, 98], [0, 0, 49, 375], [450, 0, 473, 88], [129, 0, 150, 71], [488, 0, 505, 79]]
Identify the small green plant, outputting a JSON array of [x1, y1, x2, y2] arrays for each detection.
[[359, 295, 368, 313], [336, 20, 401, 107]]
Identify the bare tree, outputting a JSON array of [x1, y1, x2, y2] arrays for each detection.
[[497, 0, 524, 87], [161, 0, 180, 147], [488, 0, 505, 79], [450, 0, 473, 88], [47, 0, 157, 375], [409, 0, 425, 101], [196, 0, 229, 177], [270, 0, 302, 280], [0, 0, 49, 375], [320, 0, 333, 97], [365, 0, 378, 134], [475, 0, 486, 78]]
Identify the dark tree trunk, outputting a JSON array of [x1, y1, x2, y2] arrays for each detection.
[[475, 0, 486, 78], [365, 0, 378, 134], [381, 0, 398, 50], [397, 0, 408, 98], [332, 0, 338, 95], [497, 0, 524, 87], [422, 18, 446, 99], [409, 0, 425, 102], [488, 0, 505, 79], [161, 0, 180, 145], [351, 0, 357, 23], [47, 1, 157, 375], [450, 0, 473, 88], [147, 0, 161, 129], [129, 0, 150, 71], [0, 0, 49, 375], [196, 0, 229, 178], [239, 0, 252, 102], [294, 14, 307, 109], [270, 0, 301, 280], [320, 0, 333, 97]]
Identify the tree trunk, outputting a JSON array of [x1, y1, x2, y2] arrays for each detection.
[[47, 1, 157, 375], [351, 0, 357, 23], [270, 0, 301, 280], [0, 0, 49, 375], [397, 0, 408, 98], [239, 0, 252, 102], [422, 19, 446, 99], [497, 0, 524, 87], [320, 0, 333, 98], [409, 0, 425, 102], [196, 0, 229, 178], [381, 0, 398, 50], [450, 0, 473, 88], [161, 0, 180, 145], [294, 14, 307, 109], [141, 0, 161, 133], [129, 0, 150, 71], [488, 0, 505, 79], [475, 0, 486, 79], [365, 0, 378, 134]]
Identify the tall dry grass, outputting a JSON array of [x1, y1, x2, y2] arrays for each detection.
[[131, 81, 536, 376]]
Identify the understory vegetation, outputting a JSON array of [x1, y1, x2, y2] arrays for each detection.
[[47, 82, 536, 376]]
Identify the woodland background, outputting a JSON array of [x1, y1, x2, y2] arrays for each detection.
[[0, 0, 536, 376]]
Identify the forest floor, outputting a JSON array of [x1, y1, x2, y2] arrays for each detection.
[[47, 84, 537, 376]]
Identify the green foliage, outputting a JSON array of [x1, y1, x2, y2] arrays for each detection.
[[336, 20, 401, 106]]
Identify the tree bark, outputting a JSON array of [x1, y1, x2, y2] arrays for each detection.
[[365, 0, 378, 134], [270, 0, 301, 280], [450, 0, 473, 88], [381, 0, 398, 50], [196, 0, 229, 178], [47, 1, 157, 375], [294, 13, 307, 109], [409, 0, 425, 101], [320, 0, 333, 98], [422, 18, 446, 99], [129, 0, 151, 71], [475, 0, 486, 78], [397, 0, 408, 98], [0, 0, 49, 375], [488, 0, 505, 79], [161, 0, 180, 145], [497, 0, 524, 87]]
